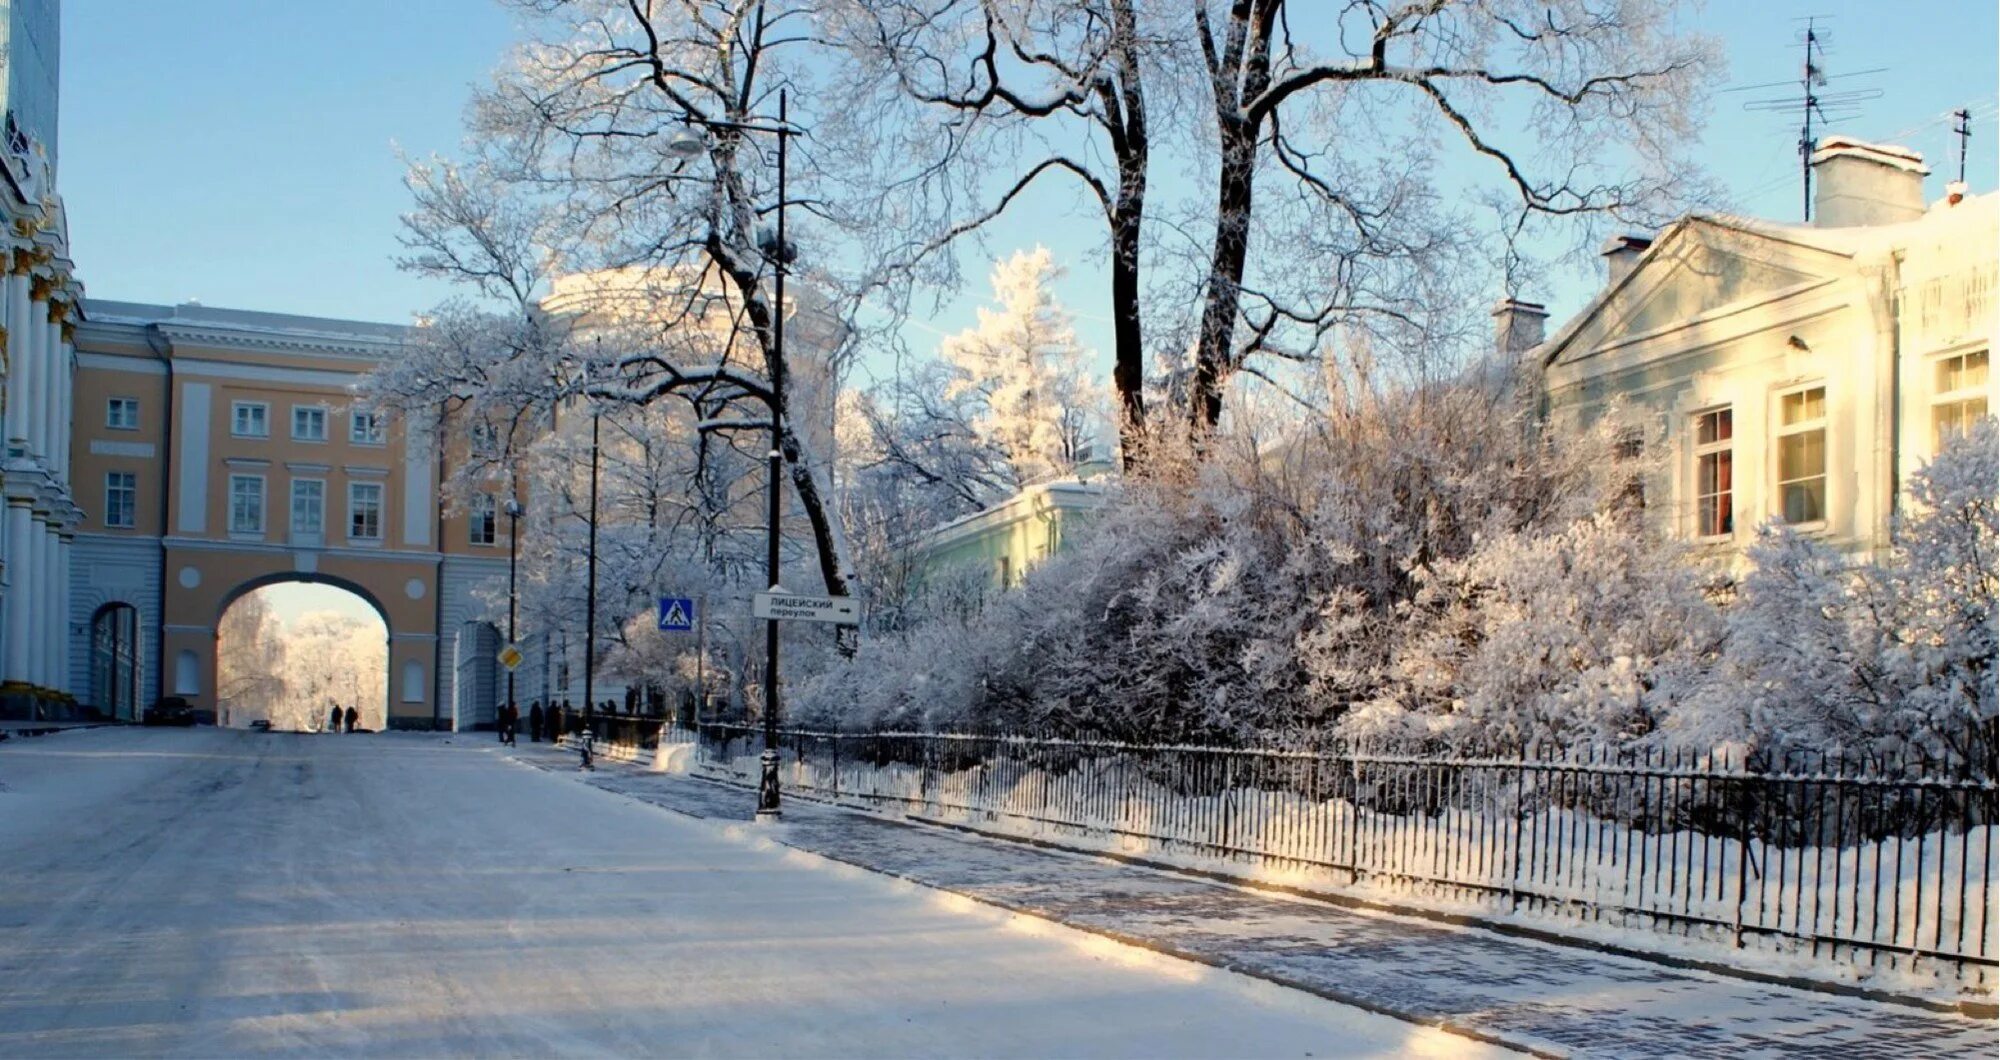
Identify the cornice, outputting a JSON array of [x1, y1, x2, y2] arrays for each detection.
[[152, 321, 404, 362]]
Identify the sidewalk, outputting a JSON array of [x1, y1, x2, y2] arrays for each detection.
[[513, 742, 1996, 1059]]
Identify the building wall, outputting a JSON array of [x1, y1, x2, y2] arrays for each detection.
[[1540, 194, 1997, 562], [914, 481, 1106, 591]]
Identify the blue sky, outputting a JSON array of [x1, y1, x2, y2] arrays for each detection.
[[61, 0, 1997, 372]]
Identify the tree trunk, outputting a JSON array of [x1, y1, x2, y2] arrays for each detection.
[[1191, 119, 1259, 431]]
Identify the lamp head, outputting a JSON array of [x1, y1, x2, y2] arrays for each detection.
[[665, 127, 707, 159]]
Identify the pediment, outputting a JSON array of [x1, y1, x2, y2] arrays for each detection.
[[1549, 222, 1849, 366]]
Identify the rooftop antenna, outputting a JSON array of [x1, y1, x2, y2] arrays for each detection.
[[1734, 17, 1883, 222], [1952, 107, 1972, 184]]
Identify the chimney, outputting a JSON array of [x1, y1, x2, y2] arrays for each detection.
[[1811, 136, 1929, 227], [1599, 234, 1653, 287], [1492, 298, 1548, 363]]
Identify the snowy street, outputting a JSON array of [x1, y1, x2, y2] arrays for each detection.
[[0, 728, 1491, 1058]]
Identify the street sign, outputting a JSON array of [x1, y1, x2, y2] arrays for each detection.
[[497, 644, 524, 671], [753, 590, 860, 626], [657, 596, 697, 632]]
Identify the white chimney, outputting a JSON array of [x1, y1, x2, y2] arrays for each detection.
[[1599, 234, 1653, 287], [1811, 136, 1929, 228], [1492, 298, 1549, 363]]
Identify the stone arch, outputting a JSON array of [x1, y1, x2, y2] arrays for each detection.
[[213, 573, 392, 731]]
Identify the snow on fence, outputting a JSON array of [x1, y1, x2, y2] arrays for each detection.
[[691, 723, 1996, 992]]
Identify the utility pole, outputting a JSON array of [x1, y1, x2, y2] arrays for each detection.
[[582, 408, 600, 732], [1954, 108, 1972, 185]]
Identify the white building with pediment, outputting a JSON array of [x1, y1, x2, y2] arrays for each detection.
[[1504, 136, 1995, 561]]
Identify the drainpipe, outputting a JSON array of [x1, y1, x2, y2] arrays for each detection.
[[1885, 251, 1904, 555]]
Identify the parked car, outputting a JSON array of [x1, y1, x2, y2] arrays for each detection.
[[143, 697, 196, 727], [249, 719, 272, 732]]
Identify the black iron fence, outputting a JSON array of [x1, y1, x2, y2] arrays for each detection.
[[551, 710, 667, 752], [692, 723, 1997, 986]]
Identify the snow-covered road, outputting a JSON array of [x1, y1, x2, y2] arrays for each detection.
[[0, 728, 1504, 1057]]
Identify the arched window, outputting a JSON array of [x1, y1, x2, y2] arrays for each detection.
[[173, 649, 200, 695]]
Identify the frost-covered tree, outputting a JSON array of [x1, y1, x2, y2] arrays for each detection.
[[939, 247, 1106, 482], [1674, 421, 1998, 772]]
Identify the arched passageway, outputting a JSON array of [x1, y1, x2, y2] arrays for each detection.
[[215, 580, 389, 731]]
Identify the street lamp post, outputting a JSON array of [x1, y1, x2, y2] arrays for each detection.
[[504, 496, 523, 737], [666, 90, 797, 819], [582, 408, 601, 737]]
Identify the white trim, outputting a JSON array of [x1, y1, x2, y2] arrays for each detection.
[[89, 440, 156, 458], [176, 358, 372, 388], [223, 457, 271, 469], [347, 480, 385, 543], [290, 403, 329, 443], [105, 396, 140, 430], [290, 476, 326, 538], [344, 465, 390, 478], [227, 473, 268, 535]]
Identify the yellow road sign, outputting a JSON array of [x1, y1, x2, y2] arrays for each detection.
[[497, 644, 524, 670]]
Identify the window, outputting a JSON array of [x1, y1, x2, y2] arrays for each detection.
[[350, 410, 385, 445], [104, 472, 137, 528], [349, 482, 384, 541], [106, 398, 139, 430], [470, 421, 497, 455], [292, 405, 328, 442], [1692, 408, 1733, 539], [996, 555, 1012, 590], [229, 475, 266, 534], [469, 492, 498, 546], [291, 479, 325, 536], [1615, 428, 1646, 510], [231, 401, 269, 438], [1933, 349, 1989, 449], [1777, 386, 1827, 525]]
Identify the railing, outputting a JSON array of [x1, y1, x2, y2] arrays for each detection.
[[550, 710, 668, 753], [693, 723, 1997, 988]]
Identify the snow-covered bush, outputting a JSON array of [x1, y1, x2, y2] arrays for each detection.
[[1670, 420, 1997, 771]]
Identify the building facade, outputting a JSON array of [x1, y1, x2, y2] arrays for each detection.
[[65, 301, 517, 728], [1523, 137, 1995, 560], [0, 0, 80, 720]]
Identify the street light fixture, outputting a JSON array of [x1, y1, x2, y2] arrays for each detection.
[[670, 92, 799, 820]]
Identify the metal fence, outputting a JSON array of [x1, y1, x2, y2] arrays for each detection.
[[693, 723, 1997, 986]]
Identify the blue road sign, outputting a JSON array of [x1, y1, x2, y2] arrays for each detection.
[[657, 596, 697, 632]]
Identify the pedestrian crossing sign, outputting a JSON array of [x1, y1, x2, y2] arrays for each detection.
[[657, 596, 696, 632]]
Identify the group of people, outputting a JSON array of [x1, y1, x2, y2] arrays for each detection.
[[496, 700, 595, 770], [323, 704, 360, 734]]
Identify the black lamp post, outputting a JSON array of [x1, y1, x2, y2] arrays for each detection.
[[666, 90, 797, 819], [582, 408, 601, 737], [503, 495, 522, 736]]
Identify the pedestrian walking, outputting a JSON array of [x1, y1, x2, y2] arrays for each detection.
[[528, 701, 544, 743], [344, 705, 357, 733], [327, 703, 341, 734], [501, 703, 518, 746]]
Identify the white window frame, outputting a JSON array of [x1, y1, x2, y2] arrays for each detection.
[[104, 471, 137, 529], [348, 481, 384, 542], [291, 404, 328, 442], [1931, 348, 1989, 451], [106, 397, 140, 431], [231, 401, 270, 438], [1775, 384, 1828, 528], [1691, 406, 1733, 541], [350, 410, 385, 445], [229, 474, 267, 535], [291, 478, 326, 536], [469, 492, 498, 547]]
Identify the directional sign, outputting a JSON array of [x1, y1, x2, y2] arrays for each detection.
[[497, 644, 524, 671], [657, 596, 697, 632], [753, 590, 860, 626]]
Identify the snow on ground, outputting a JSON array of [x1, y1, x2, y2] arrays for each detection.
[[0, 727, 1508, 1058]]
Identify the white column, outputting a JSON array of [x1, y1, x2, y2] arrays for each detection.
[[1, 274, 22, 440], [59, 337, 72, 482], [51, 331, 67, 483], [53, 531, 69, 695], [38, 315, 58, 465], [2, 503, 28, 684], [10, 279, 35, 450], [27, 518, 46, 688]]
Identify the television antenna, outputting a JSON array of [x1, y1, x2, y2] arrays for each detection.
[[1731, 17, 1884, 222]]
